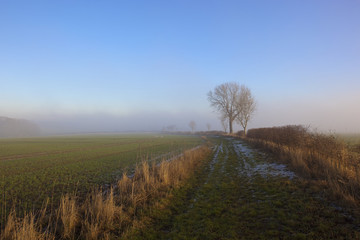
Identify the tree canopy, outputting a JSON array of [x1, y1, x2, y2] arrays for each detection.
[[208, 82, 256, 134]]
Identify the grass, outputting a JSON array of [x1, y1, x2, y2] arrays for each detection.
[[0, 143, 211, 239], [0, 134, 202, 225], [2, 134, 359, 239], [337, 133, 360, 146], [337, 134, 360, 158], [126, 136, 360, 239]]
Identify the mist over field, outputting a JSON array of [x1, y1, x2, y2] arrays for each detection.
[[2, 86, 360, 137], [3, 96, 359, 138], [252, 89, 360, 133], [0, 116, 40, 138], [33, 111, 220, 135]]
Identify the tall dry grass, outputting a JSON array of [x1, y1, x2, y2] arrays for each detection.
[[1, 210, 54, 240], [246, 125, 360, 207], [59, 195, 78, 239], [0, 146, 210, 240]]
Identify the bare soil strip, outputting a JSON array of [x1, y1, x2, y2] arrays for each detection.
[[127, 136, 360, 239]]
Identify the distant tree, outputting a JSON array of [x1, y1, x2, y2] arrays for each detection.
[[207, 82, 241, 134], [189, 120, 196, 133], [236, 85, 256, 135], [206, 123, 211, 131]]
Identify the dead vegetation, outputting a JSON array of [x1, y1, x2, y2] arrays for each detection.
[[246, 125, 360, 208], [0, 146, 210, 239]]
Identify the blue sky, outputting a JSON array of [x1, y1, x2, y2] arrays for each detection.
[[1, 0, 359, 132]]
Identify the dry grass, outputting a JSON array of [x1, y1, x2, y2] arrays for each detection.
[[0, 146, 210, 239], [59, 195, 78, 239], [0, 211, 54, 240], [246, 125, 360, 208]]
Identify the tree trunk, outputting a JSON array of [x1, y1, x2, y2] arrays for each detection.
[[243, 125, 247, 136], [229, 118, 233, 134]]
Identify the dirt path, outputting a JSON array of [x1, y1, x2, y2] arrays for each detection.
[[127, 137, 360, 239]]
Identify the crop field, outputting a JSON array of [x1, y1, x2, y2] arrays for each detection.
[[338, 133, 360, 146], [338, 133, 360, 156], [0, 134, 203, 223]]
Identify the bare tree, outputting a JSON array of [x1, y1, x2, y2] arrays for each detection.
[[189, 120, 196, 133], [207, 82, 241, 134], [236, 85, 256, 136], [206, 123, 211, 131]]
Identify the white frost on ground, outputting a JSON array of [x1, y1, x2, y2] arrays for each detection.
[[251, 163, 296, 179], [233, 141, 296, 180], [233, 141, 253, 158]]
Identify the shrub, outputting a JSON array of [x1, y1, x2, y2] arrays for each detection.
[[246, 125, 360, 208]]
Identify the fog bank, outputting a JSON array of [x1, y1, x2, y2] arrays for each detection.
[[0, 116, 41, 138], [32, 111, 222, 135]]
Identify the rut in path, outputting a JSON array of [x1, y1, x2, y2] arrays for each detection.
[[129, 137, 360, 240]]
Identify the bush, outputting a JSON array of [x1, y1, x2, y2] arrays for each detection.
[[246, 125, 360, 208]]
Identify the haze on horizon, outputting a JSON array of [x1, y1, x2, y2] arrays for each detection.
[[1, 0, 359, 135]]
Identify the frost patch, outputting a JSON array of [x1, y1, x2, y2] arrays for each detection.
[[234, 141, 296, 180], [252, 163, 296, 179], [233, 141, 253, 158]]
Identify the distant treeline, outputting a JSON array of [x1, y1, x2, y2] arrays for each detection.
[[0, 116, 40, 138]]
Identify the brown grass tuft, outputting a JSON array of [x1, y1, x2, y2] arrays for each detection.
[[1, 211, 53, 240], [59, 194, 78, 239], [2, 210, 16, 240]]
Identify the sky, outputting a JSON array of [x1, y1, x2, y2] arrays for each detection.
[[1, 0, 359, 133]]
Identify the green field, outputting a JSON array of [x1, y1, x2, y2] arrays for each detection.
[[337, 133, 360, 157], [338, 133, 360, 146], [0, 134, 203, 221]]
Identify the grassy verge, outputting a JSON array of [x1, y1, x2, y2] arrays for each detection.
[[126, 137, 360, 239]]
